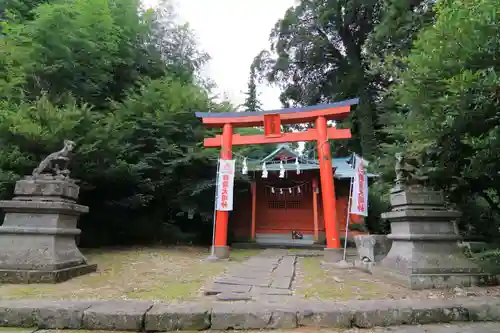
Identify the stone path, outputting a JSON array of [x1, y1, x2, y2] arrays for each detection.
[[204, 249, 297, 300]]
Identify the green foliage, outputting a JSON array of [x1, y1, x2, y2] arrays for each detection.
[[4, 0, 122, 105], [367, 0, 435, 57], [1, 0, 52, 22], [0, 0, 226, 246], [0, 0, 195, 108], [379, 0, 500, 239], [472, 249, 500, 273], [349, 223, 368, 233], [254, 0, 382, 158]]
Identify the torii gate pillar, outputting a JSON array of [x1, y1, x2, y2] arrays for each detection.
[[316, 116, 342, 261], [212, 123, 233, 259], [196, 98, 359, 262]]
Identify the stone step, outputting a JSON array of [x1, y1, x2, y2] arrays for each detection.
[[0, 297, 499, 331], [203, 283, 251, 295], [15, 322, 500, 333], [213, 277, 271, 287]]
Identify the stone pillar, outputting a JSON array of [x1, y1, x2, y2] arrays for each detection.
[[378, 184, 495, 289], [0, 175, 97, 283]]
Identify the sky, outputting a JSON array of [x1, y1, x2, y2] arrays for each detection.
[[142, 0, 296, 110]]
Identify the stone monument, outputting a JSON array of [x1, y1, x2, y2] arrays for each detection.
[[377, 153, 496, 289], [0, 140, 97, 283]]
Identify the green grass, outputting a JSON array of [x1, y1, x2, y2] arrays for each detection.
[[0, 246, 260, 301], [296, 257, 385, 300]]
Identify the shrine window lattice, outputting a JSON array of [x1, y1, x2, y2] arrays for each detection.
[[268, 200, 301, 210]]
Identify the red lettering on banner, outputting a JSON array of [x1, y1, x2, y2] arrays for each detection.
[[356, 160, 365, 213], [222, 162, 232, 173], [221, 201, 228, 208], [222, 187, 228, 195], [222, 181, 229, 187], [223, 175, 229, 181]]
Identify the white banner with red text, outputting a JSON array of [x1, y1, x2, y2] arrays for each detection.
[[216, 159, 235, 211], [350, 154, 368, 216]]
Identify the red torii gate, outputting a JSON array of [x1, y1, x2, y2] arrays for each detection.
[[195, 98, 359, 261]]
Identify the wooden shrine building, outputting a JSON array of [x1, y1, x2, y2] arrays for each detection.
[[229, 144, 376, 246]]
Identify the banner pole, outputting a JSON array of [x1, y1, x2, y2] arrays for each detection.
[[343, 154, 355, 261], [210, 159, 221, 257]]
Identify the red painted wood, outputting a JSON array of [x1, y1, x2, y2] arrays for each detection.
[[312, 178, 319, 241], [251, 182, 256, 241], [200, 105, 350, 128], [264, 114, 282, 137], [214, 124, 232, 247], [228, 173, 367, 242], [316, 116, 340, 249], [255, 173, 314, 236], [204, 128, 351, 147]]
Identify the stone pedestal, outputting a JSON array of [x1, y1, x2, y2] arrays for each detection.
[[354, 235, 392, 262], [210, 246, 230, 260], [377, 185, 496, 289], [0, 175, 97, 283]]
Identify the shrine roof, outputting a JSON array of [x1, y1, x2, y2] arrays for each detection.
[[247, 144, 377, 179]]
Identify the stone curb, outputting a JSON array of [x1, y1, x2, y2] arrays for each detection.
[[0, 297, 498, 331]]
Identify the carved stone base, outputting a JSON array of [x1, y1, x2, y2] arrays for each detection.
[[210, 246, 230, 260], [372, 266, 497, 290], [0, 264, 97, 284], [0, 176, 94, 284], [378, 185, 497, 290], [14, 176, 80, 202]]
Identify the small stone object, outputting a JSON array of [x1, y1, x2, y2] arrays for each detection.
[[216, 292, 253, 301], [333, 276, 344, 283], [354, 259, 374, 274], [453, 287, 466, 297], [354, 235, 392, 262]]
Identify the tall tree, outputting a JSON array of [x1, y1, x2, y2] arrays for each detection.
[[0, 0, 206, 108], [364, 0, 436, 171], [382, 0, 500, 238], [254, 0, 382, 158], [367, 0, 435, 58], [242, 64, 262, 112], [0, 0, 228, 246]]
